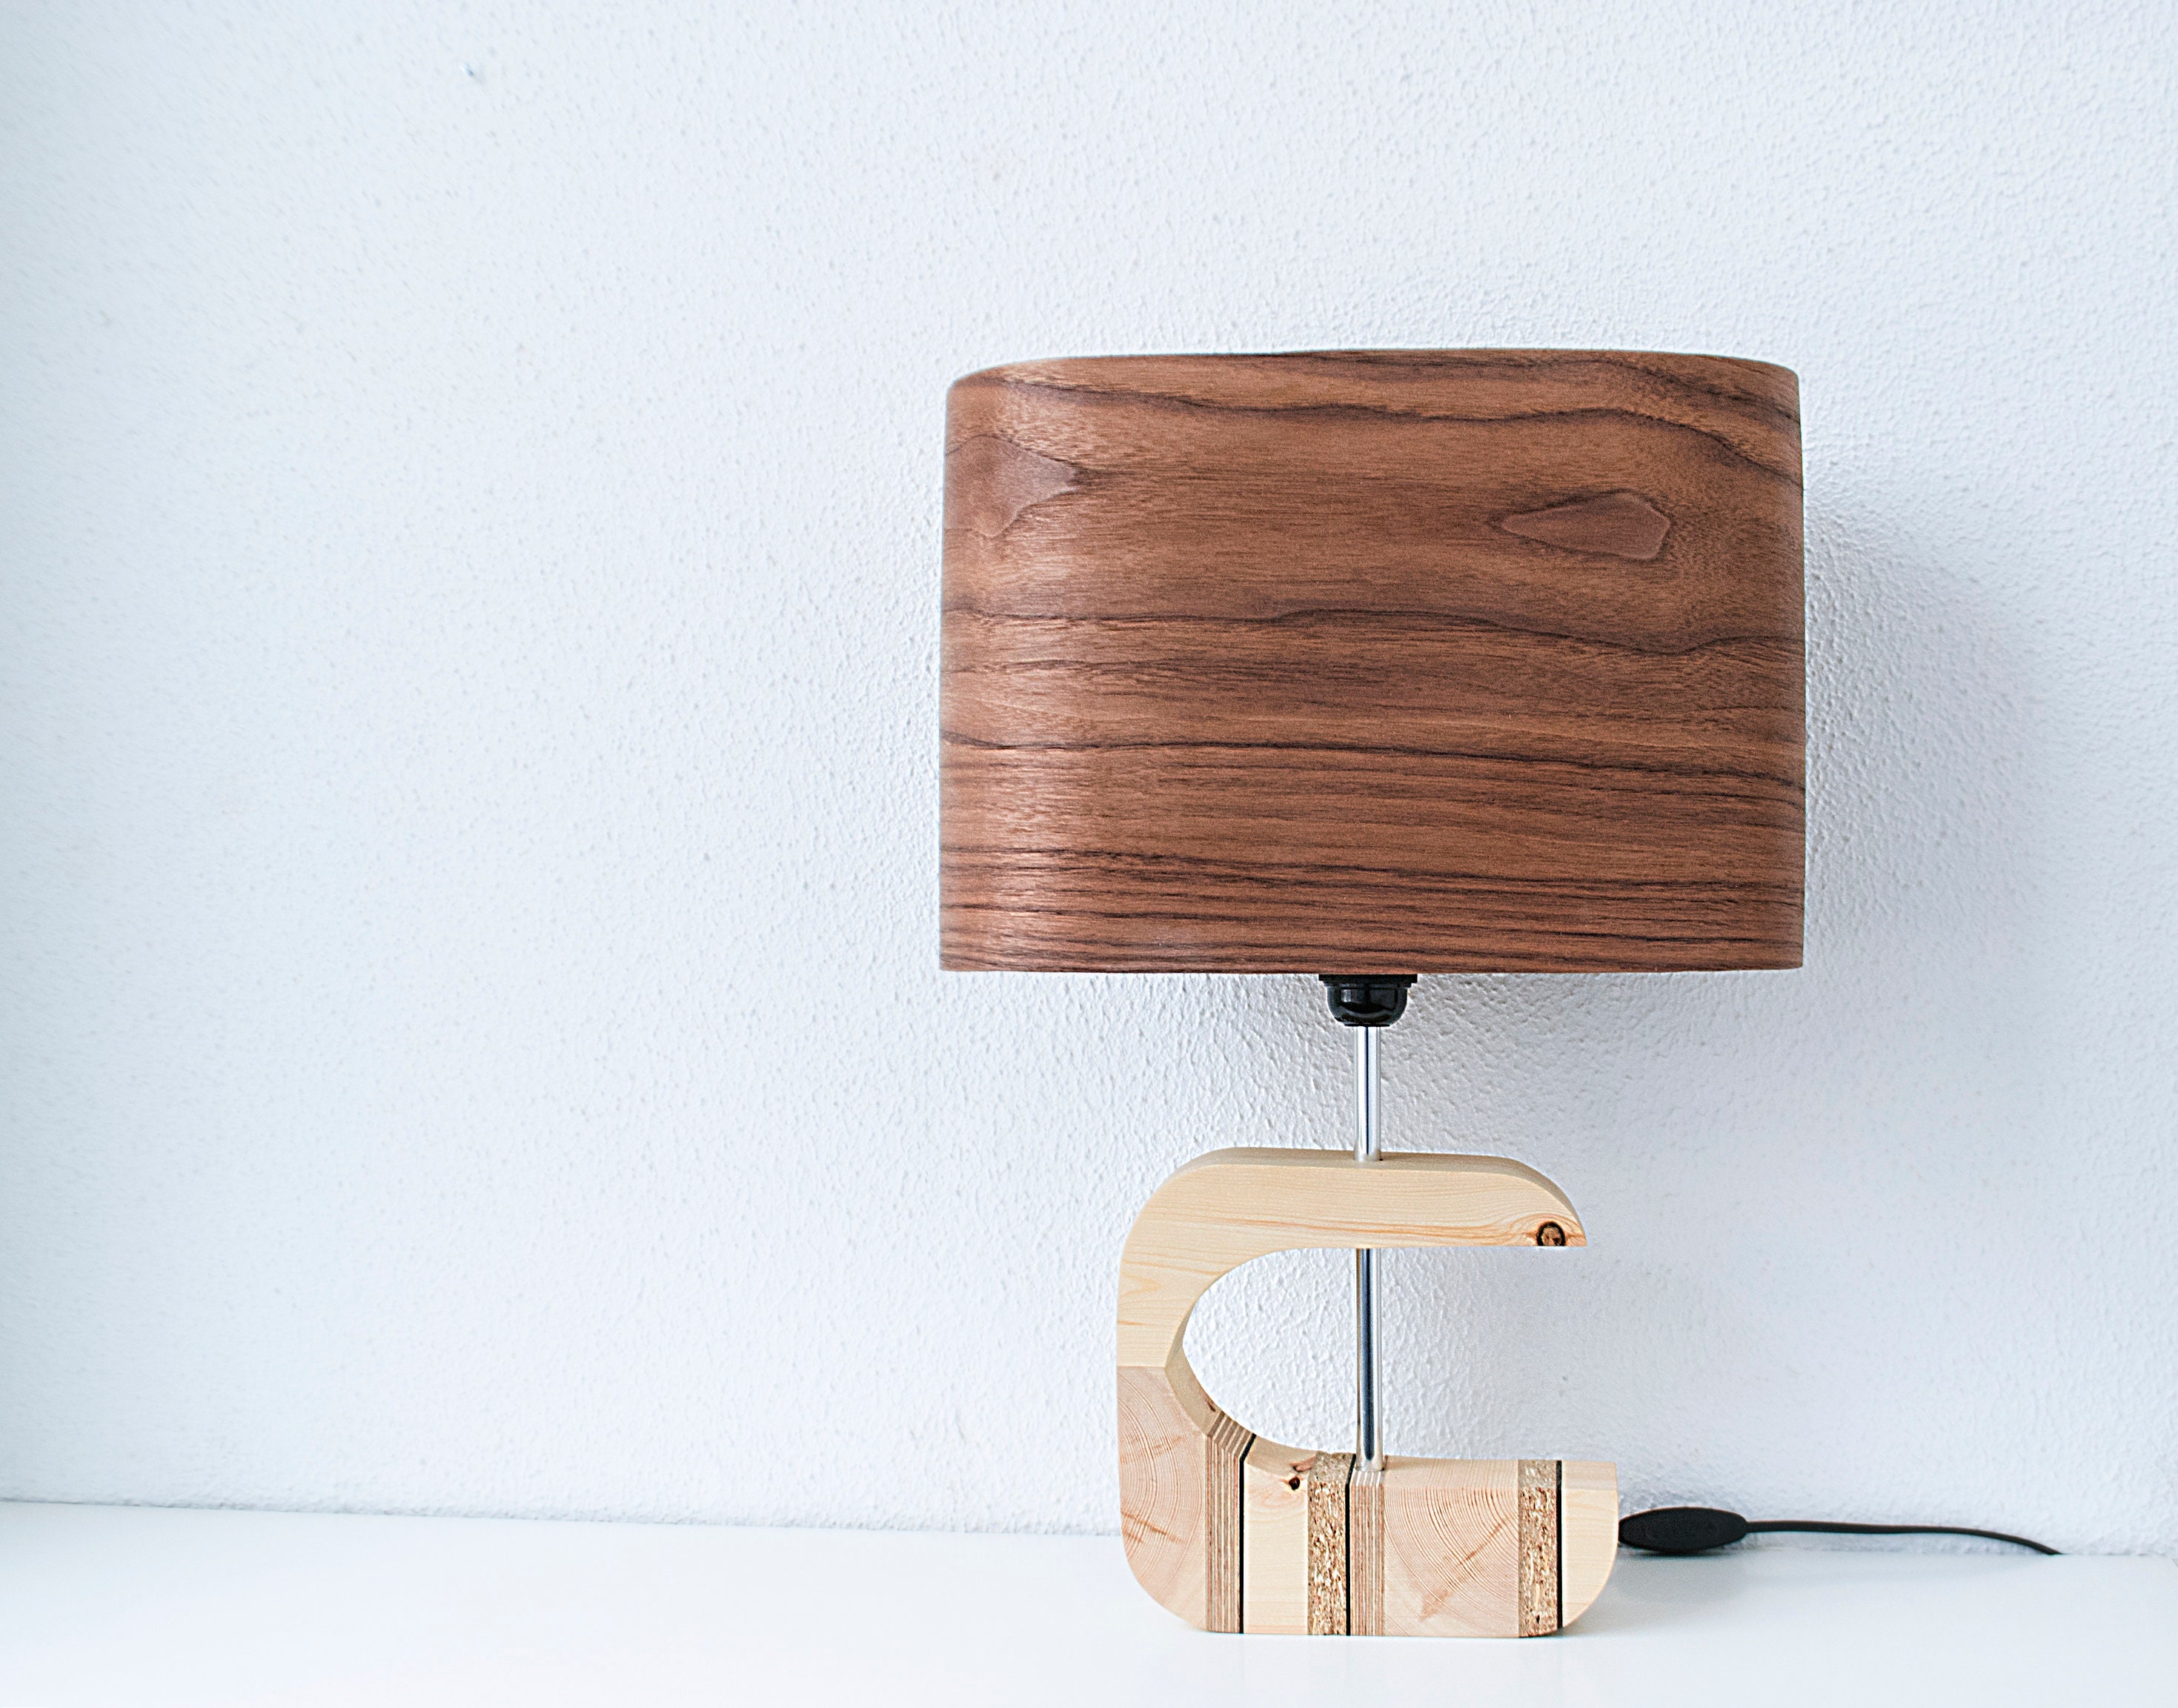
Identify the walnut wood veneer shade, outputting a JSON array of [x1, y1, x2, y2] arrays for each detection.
[[941, 350, 1805, 973]]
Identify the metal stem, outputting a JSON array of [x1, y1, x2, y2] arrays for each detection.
[[1355, 1026, 1383, 1470]]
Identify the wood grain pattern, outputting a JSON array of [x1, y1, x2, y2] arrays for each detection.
[[1115, 1363, 1213, 1625], [1117, 1147, 1617, 1637], [1381, 1455, 1521, 1637], [1241, 1438, 1313, 1635], [942, 349, 1803, 972], [1118, 1149, 1586, 1371], [1560, 1459, 1619, 1625], [1501, 490, 1673, 560]]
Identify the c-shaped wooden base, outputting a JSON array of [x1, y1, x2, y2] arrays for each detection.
[[1118, 1149, 1617, 1636]]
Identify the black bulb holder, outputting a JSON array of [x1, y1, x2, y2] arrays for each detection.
[[1319, 974, 1417, 1029]]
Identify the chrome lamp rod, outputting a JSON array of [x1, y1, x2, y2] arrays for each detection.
[[1319, 974, 1413, 1473], [1354, 1023, 1383, 1470]]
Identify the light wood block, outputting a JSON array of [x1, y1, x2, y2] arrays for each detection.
[[1561, 1458, 1620, 1621], [1117, 1147, 1617, 1638], [1241, 1438, 1312, 1635]]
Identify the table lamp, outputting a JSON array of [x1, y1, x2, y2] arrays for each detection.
[[940, 350, 1803, 1636]]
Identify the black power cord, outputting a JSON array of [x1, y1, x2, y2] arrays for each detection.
[[1620, 1506, 2058, 1557]]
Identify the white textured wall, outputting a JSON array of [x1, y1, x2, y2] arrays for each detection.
[[4, 3, 2174, 1555]]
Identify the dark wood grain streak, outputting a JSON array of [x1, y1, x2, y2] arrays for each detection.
[[1501, 491, 1672, 560], [941, 350, 1803, 973]]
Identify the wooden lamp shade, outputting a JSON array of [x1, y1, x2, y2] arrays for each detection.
[[940, 350, 1804, 974]]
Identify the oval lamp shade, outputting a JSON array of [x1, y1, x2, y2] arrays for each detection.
[[940, 350, 1804, 974]]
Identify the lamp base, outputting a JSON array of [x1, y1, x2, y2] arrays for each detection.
[[1118, 1148, 1618, 1636]]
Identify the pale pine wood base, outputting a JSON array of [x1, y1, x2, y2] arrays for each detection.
[[1118, 1149, 1618, 1637]]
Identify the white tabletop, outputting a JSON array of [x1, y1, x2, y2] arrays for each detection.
[[1, 1501, 2172, 1706]]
